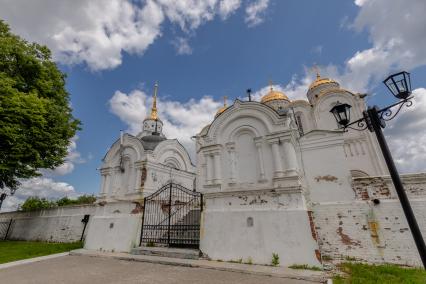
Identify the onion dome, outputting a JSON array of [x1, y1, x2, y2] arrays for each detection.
[[215, 96, 228, 117], [308, 72, 339, 91], [307, 70, 340, 104], [261, 84, 290, 103]]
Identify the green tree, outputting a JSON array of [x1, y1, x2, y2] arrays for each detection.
[[20, 196, 56, 211], [75, 195, 96, 204], [56, 195, 96, 207], [21, 195, 96, 211], [0, 20, 80, 191]]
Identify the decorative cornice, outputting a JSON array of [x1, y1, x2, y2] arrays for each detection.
[[203, 186, 303, 198]]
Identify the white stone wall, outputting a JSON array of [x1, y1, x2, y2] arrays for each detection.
[[300, 130, 355, 203], [84, 214, 142, 252], [200, 189, 321, 266], [0, 201, 140, 243], [0, 205, 96, 242], [312, 174, 426, 267]]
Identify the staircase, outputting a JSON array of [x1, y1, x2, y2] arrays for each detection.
[[131, 246, 200, 260]]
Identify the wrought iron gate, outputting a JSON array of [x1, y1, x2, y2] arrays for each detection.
[[140, 183, 202, 248]]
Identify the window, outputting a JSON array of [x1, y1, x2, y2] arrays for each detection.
[[296, 115, 304, 136]]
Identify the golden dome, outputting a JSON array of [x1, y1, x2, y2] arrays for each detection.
[[308, 72, 338, 91], [261, 83, 289, 103], [215, 96, 228, 117]]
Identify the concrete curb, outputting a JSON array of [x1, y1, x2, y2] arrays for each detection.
[[70, 249, 328, 283], [0, 252, 70, 270]]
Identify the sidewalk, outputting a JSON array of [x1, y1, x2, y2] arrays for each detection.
[[70, 249, 328, 283]]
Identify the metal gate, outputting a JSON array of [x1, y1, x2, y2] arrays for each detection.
[[0, 219, 13, 240], [140, 183, 202, 248]]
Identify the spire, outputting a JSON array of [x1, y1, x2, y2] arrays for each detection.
[[149, 82, 159, 120], [269, 79, 274, 91], [223, 96, 227, 107]]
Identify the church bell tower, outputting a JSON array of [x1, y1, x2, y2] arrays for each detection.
[[141, 82, 164, 138]]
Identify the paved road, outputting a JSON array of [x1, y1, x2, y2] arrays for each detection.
[[0, 255, 312, 284]]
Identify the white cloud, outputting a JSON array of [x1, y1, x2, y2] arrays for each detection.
[[172, 37, 193, 55], [109, 90, 148, 135], [109, 88, 221, 158], [354, 0, 368, 6], [1, 177, 78, 212], [219, 0, 242, 19], [385, 88, 426, 173], [344, 0, 426, 92], [0, 0, 260, 70], [245, 0, 270, 27]]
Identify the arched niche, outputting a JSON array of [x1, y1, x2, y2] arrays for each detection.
[[164, 156, 182, 170], [206, 101, 284, 143], [102, 134, 144, 168], [351, 169, 369, 178], [313, 91, 356, 130], [231, 126, 259, 184], [153, 139, 194, 172]]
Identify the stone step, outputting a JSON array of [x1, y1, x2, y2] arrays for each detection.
[[131, 246, 200, 260]]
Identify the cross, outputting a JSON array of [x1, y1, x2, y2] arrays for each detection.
[[246, 88, 252, 102], [311, 64, 320, 78], [223, 96, 227, 107]]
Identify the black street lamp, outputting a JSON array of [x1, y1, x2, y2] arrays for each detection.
[[330, 71, 426, 269]]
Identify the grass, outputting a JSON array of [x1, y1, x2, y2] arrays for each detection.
[[333, 262, 426, 284], [289, 264, 322, 271], [0, 241, 83, 264], [271, 253, 280, 266]]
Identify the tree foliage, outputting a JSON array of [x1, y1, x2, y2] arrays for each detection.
[[20, 197, 56, 211], [0, 20, 80, 190], [21, 195, 96, 211]]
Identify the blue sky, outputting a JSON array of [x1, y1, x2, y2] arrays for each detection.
[[1, 0, 426, 210]]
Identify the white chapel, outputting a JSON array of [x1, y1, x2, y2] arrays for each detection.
[[98, 83, 195, 202]]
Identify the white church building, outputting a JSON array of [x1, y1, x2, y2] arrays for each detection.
[[86, 73, 426, 267], [195, 73, 390, 266], [4, 73, 423, 268]]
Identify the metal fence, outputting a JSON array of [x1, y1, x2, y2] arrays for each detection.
[[0, 219, 13, 240]]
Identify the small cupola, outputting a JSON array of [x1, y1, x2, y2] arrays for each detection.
[[307, 70, 340, 104], [260, 81, 290, 111], [141, 82, 165, 138], [215, 96, 229, 117]]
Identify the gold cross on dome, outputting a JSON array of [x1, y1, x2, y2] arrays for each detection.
[[311, 64, 320, 79]]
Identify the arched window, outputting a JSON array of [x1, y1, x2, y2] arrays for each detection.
[[235, 130, 257, 183], [295, 113, 304, 136], [350, 170, 369, 178]]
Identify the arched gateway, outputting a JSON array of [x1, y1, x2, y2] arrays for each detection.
[[140, 183, 202, 248]]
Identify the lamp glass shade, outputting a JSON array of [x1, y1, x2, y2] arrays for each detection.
[[383, 71, 411, 99], [330, 102, 352, 127]]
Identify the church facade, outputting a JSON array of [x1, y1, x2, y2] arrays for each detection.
[[195, 73, 388, 265], [90, 74, 426, 267]]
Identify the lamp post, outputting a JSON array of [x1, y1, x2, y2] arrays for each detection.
[[330, 71, 426, 269]]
